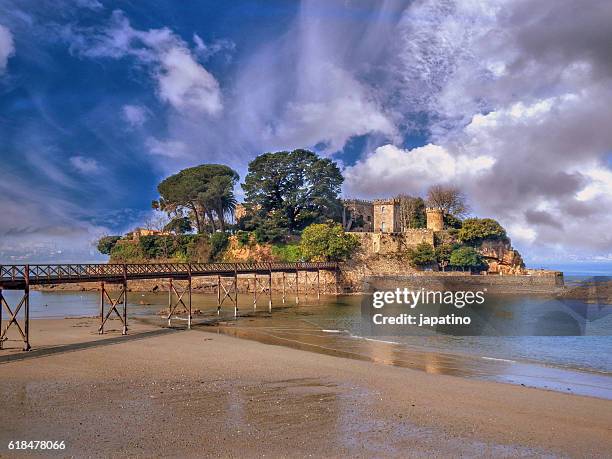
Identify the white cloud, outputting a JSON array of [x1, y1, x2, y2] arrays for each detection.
[[156, 46, 221, 115], [145, 137, 187, 159], [122, 104, 148, 127], [70, 155, 101, 173], [68, 11, 222, 115], [0, 24, 15, 73], [344, 143, 494, 197]]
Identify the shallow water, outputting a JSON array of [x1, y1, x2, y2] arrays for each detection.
[[3, 288, 611, 398]]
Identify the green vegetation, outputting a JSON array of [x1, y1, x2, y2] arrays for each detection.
[[271, 243, 303, 262], [434, 243, 456, 271], [96, 236, 121, 255], [406, 242, 436, 268], [209, 232, 229, 260], [109, 240, 143, 262], [242, 149, 343, 234], [299, 223, 359, 262], [235, 230, 252, 246], [163, 216, 192, 234], [153, 164, 238, 233], [449, 246, 487, 272], [458, 218, 507, 245]]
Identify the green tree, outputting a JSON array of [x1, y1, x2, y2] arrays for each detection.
[[406, 242, 436, 268], [110, 241, 143, 262], [434, 243, 455, 271], [449, 246, 486, 272], [97, 236, 121, 255], [458, 218, 507, 245], [242, 149, 343, 233], [164, 216, 192, 234], [209, 232, 230, 260], [153, 164, 239, 234], [300, 223, 359, 262]]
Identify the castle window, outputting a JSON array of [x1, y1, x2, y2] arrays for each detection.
[[381, 206, 385, 213], [367, 216, 371, 222], [381, 222, 385, 232]]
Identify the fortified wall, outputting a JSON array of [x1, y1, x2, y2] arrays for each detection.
[[351, 229, 434, 255]]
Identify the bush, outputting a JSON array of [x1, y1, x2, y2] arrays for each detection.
[[236, 230, 252, 246], [434, 243, 456, 270], [271, 243, 303, 262], [97, 236, 121, 255], [210, 232, 230, 260], [110, 241, 143, 262], [300, 223, 359, 262], [186, 235, 211, 262], [458, 218, 507, 245], [406, 242, 436, 268], [449, 246, 487, 272]]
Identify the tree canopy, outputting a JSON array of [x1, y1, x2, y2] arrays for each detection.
[[458, 218, 507, 245], [153, 164, 238, 233], [300, 223, 359, 262], [406, 242, 436, 268], [242, 150, 343, 233], [449, 246, 486, 271], [96, 236, 121, 255]]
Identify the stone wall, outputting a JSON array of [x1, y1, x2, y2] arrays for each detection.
[[360, 272, 565, 295], [350, 230, 434, 255]]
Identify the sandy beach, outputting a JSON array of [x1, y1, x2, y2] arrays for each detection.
[[0, 318, 610, 458]]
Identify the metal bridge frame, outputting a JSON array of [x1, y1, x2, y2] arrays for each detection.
[[0, 262, 339, 351]]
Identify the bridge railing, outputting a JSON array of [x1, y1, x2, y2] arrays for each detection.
[[0, 262, 338, 284]]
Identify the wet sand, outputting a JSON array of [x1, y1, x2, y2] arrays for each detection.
[[1, 319, 611, 457]]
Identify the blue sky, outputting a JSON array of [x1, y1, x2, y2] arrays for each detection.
[[1, 0, 612, 267]]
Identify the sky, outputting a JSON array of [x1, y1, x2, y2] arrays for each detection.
[[1, 0, 611, 268]]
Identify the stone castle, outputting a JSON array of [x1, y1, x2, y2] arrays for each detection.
[[341, 198, 446, 256], [342, 198, 526, 275]]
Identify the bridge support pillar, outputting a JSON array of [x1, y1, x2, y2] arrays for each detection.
[[296, 269, 300, 304], [268, 269, 272, 313], [99, 281, 128, 335], [167, 277, 192, 329], [217, 273, 239, 318], [0, 285, 31, 351], [282, 272, 286, 304]]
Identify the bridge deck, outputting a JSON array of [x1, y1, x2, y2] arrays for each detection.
[[0, 262, 339, 289]]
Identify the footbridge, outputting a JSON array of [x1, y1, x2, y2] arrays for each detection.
[[0, 262, 339, 351]]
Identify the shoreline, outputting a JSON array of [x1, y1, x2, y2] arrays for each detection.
[[1, 318, 610, 457]]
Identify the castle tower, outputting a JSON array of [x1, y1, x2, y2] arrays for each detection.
[[426, 207, 444, 231], [373, 199, 401, 233]]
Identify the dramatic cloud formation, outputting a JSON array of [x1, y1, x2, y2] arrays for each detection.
[[343, 0, 612, 260]]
